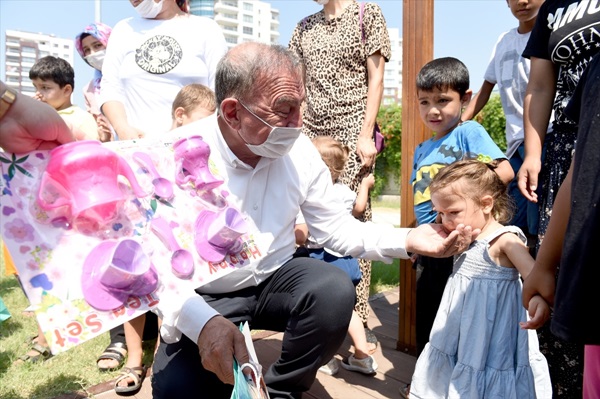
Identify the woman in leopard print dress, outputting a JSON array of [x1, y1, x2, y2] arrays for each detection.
[[289, 0, 391, 335]]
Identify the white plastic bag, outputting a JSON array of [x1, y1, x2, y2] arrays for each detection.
[[230, 322, 269, 399]]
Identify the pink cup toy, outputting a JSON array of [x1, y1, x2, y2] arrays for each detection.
[[173, 135, 223, 191], [194, 206, 248, 263], [37, 141, 150, 227], [81, 238, 158, 311]]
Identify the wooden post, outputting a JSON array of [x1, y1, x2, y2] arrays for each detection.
[[397, 0, 434, 355]]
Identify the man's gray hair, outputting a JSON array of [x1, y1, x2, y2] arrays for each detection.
[[215, 43, 303, 106]]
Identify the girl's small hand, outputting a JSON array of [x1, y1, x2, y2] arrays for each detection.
[[361, 173, 375, 190], [522, 263, 556, 308], [520, 295, 551, 330]]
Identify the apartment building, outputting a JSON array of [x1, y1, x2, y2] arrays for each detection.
[[4, 30, 74, 97], [383, 27, 403, 106], [189, 0, 280, 48]]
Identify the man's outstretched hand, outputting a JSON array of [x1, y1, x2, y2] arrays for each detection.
[[407, 223, 480, 258]]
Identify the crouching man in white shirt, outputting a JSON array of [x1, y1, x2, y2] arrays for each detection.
[[151, 42, 480, 399]]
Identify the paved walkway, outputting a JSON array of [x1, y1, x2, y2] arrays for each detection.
[[372, 206, 400, 225], [61, 288, 414, 399]]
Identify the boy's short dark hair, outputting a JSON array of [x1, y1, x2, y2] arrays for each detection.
[[416, 57, 469, 97], [29, 56, 75, 89]]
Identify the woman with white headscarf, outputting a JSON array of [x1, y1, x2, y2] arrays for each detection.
[[75, 22, 113, 142]]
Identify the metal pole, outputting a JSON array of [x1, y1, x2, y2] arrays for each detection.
[[95, 0, 101, 23]]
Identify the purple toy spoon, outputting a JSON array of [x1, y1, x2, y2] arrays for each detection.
[[133, 152, 174, 201], [150, 216, 194, 279]]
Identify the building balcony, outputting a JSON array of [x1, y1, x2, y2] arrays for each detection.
[[20, 88, 36, 97], [214, 13, 239, 27], [5, 81, 20, 90], [223, 31, 240, 41], [214, 1, 239, 13], [221, 25, 238, 32]]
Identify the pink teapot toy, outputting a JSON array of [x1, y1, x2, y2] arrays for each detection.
[[173, 135, 223, 191], [37, 140, 150, 227]]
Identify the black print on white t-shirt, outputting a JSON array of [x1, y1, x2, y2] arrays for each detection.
[[135, 35, 182, 74]]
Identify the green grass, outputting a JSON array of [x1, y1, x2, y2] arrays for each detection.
[[370, 195, 401, 295], [370, 258, 400, 296], [0, 270, 113, 399], [0, 259, 157, 399]]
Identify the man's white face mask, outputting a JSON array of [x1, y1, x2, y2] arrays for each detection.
[[135, 0, 164, 19], [237, 101, 302, 159]]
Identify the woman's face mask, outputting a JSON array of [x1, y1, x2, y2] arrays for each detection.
[[134, 0, 164, 19], [85, 50, 106, 71], [315, 0, 330, 5], [237, 101, 302, 159]]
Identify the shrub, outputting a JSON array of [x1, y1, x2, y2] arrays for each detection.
[[373, 104, 402, 197], [474, 94, 507, 152]]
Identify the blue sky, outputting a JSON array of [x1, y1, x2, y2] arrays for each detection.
[[1, 1, 515, 107]]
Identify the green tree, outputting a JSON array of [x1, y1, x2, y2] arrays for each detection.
[[474, 94, 507, 152], [373, 104, 402, 197]]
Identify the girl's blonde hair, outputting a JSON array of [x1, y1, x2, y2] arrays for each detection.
[[311, 136, 350, 182], [429, 159, 514, 224]]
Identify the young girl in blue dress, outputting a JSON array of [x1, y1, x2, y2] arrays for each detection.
[[410, 159, 549, 398]]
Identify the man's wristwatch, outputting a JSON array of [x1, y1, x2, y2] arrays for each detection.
[[0, 87, 17, 121]]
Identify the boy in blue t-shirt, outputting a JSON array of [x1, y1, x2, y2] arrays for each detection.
[[411, 57, 513, 225], [407, 58, 513, 396]]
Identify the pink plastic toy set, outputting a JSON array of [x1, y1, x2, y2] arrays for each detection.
[[0, 135, 263, 354]]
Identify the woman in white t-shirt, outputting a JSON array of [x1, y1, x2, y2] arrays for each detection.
[[100, 0, 227, 141]]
